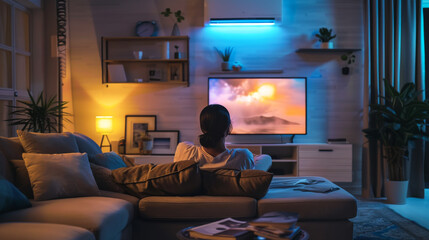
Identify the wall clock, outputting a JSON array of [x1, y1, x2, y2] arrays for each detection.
[[135, 21, 158, 37]]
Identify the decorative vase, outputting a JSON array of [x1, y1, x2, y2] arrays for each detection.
[[320, 41, 334, 49], [171, 23, 180, 36], [221, 62, 232, 71], [385, 180, 408, 204]]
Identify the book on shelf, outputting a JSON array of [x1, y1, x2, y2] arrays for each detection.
[[249, 211, 298, 229], [187, 218, 253, 240]]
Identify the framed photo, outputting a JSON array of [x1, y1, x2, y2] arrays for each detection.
[[148, 130, 180, 155], [125, 115, 157, 154]]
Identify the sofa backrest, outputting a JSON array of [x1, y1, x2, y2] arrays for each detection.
[[0, 133, 103, 185]]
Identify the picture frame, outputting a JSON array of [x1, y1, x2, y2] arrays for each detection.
[[125, 115, 157, 154], [147, 130, 180, 155]]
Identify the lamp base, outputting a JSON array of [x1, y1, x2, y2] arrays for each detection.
[[100, 135, 112, 152]]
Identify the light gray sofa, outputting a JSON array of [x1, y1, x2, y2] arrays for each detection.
[[0, 133, 357, 240]]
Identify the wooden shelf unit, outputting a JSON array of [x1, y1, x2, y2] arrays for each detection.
[[102, 36, 189, 86], [227, 143, 352, 182]]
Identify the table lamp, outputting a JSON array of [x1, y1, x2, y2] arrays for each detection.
[[96, 116, 113, 151]]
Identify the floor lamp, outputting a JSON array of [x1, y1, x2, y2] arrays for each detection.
[[96, 116, 112, 152]]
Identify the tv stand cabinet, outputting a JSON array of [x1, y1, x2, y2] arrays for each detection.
[[226, 143, 352, 182]]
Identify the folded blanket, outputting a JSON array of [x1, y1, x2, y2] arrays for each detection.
[[269, 178, 325, 189]]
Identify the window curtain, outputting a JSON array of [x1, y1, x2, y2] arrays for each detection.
[[363, 0, 426, 199]]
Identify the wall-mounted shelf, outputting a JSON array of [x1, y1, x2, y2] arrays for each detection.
[[296, 48, 361, 53], [209, 69, 283, 75], [101, 36, 189, 86]]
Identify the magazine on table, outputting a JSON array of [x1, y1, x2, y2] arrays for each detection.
[[249, 211, 299, 229], [187, 218, 253, 240], [249, 225, 302, 240]]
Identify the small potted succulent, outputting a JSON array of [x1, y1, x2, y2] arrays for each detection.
[[161, 8, 185, 36], [316, 27, 336, 49], [215, 47, 234, 71], [340, 53, 355, 75]]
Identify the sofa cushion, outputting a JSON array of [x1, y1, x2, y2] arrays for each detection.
[[201, 169, 273, 199], [0, 177, 31, 213], [112, 160, 202, 198], [23, 153, 100, 200], [258, 177, 357, 220], [0, 151, 14, 183], [73, 133, 103, 157], [0, 197, 133, 240], [90, 151, 127, 170], [90, 163, 126, 193], [139, 196, 257, 220], [17, 130, 79, 154], [0, 136, 24, 160], [9, 160, 33, 198], [0, 222, 95, 240]]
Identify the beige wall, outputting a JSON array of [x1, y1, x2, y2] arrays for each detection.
[[68, 0, 364, 186]]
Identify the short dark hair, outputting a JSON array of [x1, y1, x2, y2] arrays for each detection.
[[199, 104, 231, 148]]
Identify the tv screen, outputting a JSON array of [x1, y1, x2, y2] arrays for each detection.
[[208, 77, 307, 135]]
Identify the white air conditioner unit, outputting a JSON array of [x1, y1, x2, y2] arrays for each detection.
[[204, 0, 282, 26]]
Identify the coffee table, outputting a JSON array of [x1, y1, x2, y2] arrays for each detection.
[[176, 227, 309, 240]]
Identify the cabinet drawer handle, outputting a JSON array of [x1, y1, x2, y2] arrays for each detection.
[[319, 149, 333, 152]]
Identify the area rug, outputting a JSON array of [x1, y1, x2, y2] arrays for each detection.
[[352, 199, 429, 239]]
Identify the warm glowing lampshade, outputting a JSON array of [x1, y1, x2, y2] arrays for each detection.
[[96, 116, 113, 134]]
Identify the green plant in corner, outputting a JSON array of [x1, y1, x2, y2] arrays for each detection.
[[215, 47, 234, 62], [6, 90, 71, 133], [315, 27, 336, 42], [362, 79, 429, 181]]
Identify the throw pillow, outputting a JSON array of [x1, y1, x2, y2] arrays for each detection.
[[112, 160, 201, 198], [73, 133, 103, 157], [201, 169, 273, 199], [0, 176, 31, 213], [17, 130, 79, 154], [90, 163, 125, 193], [9, 160, 33, 199], [89, 151, 127, 170], [0, 136, 24, 160], [0, 151, 14, 183], [22, 152, 100, 201]]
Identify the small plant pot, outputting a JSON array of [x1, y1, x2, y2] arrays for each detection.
[[320, 41, 334, 49], [342, 67, 350, 75], [221, 62, 232, 71], [174, 52, 182, 59]]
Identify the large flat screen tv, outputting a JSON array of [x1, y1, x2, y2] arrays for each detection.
[[208, 77, 307, 135]]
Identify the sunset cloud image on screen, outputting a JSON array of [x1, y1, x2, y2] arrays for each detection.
[[209, 78, 306, 134]]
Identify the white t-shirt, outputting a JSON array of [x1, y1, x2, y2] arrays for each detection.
[[173, 141, 255, 170]]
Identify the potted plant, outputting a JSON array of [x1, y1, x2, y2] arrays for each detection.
[[6, 90, 70, 133], [215, 47, 234, 71], [315, 27, 336, 49], [362, 79, 429, 204], [161, 8, 185, 36], [340, 53, 355, 75]]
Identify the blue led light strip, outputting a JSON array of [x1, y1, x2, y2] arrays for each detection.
[[209, 18, 276, 26]]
